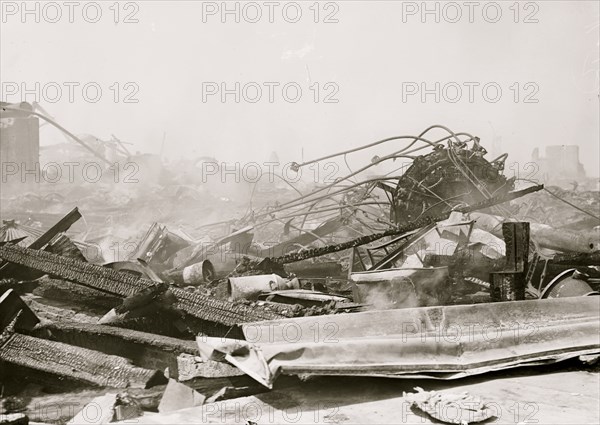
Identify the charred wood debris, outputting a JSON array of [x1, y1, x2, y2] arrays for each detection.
[[1, 122, 599, 424]]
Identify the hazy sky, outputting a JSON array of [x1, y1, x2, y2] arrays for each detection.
[[1, 1, 598, 176]]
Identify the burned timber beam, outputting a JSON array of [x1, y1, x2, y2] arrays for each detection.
[[0, 245, 285, 326], [0, 308, 164, 388], [32, 320, 198, 357], [0, 333, 165, 388], [29, 321, 240, 380]]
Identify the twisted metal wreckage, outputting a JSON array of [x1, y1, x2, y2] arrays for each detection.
[[1, 120, 599, 421]]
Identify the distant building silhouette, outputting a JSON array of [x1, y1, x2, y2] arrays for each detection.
[[532, 145, 587, 187]]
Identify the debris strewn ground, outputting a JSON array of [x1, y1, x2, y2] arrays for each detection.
[[1, 114, 599, 424]]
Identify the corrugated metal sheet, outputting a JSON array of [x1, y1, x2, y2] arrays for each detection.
[[198, 297, 600, 388]]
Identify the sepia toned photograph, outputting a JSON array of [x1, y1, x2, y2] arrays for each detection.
[[1, 1, 599, 424]]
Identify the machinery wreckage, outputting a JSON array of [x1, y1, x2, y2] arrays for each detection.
[[1, 118, 599, 424]]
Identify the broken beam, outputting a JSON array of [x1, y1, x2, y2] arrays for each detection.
[[0, 333, 164, 388], [0, 245, 285, 326], [30, 321, 239, 380], [28, 207, 82, 249], [0, 207, 82, 273]]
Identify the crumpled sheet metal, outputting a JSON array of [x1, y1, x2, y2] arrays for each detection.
[[404, 387, 496, 424], [198, 297, 600, 388]]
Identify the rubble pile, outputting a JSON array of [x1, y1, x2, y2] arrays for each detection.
[[1, 119, 599, 424], [513, 186, 600, 229]]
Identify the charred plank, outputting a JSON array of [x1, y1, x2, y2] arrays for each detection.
[[0, 245, 285, 326], [0, 333, 165, 388]]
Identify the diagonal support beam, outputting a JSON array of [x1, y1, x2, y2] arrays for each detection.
[[0, 245, 285, 326]]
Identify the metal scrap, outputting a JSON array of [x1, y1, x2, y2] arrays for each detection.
[[198, 297, 600, 388], [261, 185, 543, 266], [404, 387, 496, 425]]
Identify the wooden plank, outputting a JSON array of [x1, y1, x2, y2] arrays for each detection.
[[0, 245, 287, 327], [0, 333, 165, 388]]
